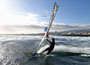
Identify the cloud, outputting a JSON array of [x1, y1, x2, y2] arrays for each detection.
[[0, 25, 42, 34], [51, 24, 90, 32], [0, 12, 39, 25], [0, 23, 90, 34], [78, 24, 90, 28]]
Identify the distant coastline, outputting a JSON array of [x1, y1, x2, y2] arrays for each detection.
[[0, 32, 90, 37]]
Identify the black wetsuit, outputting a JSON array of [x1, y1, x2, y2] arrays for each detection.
[[46, 39, 55, 54]]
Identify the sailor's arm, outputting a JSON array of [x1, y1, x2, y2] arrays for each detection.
[[46, 39, 52, 44]]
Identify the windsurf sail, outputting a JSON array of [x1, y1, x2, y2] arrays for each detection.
[[34, 2, 59, 54]]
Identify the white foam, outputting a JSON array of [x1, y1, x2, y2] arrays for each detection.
[[81, 54, 90, 57]]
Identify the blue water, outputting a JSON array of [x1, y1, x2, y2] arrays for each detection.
[[0, 35, 90, 65]]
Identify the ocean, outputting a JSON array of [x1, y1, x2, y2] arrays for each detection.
[[0, 35, 90, 65]]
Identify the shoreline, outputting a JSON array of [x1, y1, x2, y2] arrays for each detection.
[[0, 34, 90, 37]]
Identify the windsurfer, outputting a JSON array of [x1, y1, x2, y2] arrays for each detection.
[[41, 38, 55, 54]]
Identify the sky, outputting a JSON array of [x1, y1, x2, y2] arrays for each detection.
[[0, 0, 90, 34]]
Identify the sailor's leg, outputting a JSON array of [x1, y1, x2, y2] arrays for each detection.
[[47, 49, 52, 54], [40, 47, 49, 54]]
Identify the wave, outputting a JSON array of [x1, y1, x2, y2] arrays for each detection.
[[53, 45, 90, 54], [37, 45, 90, 55]]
